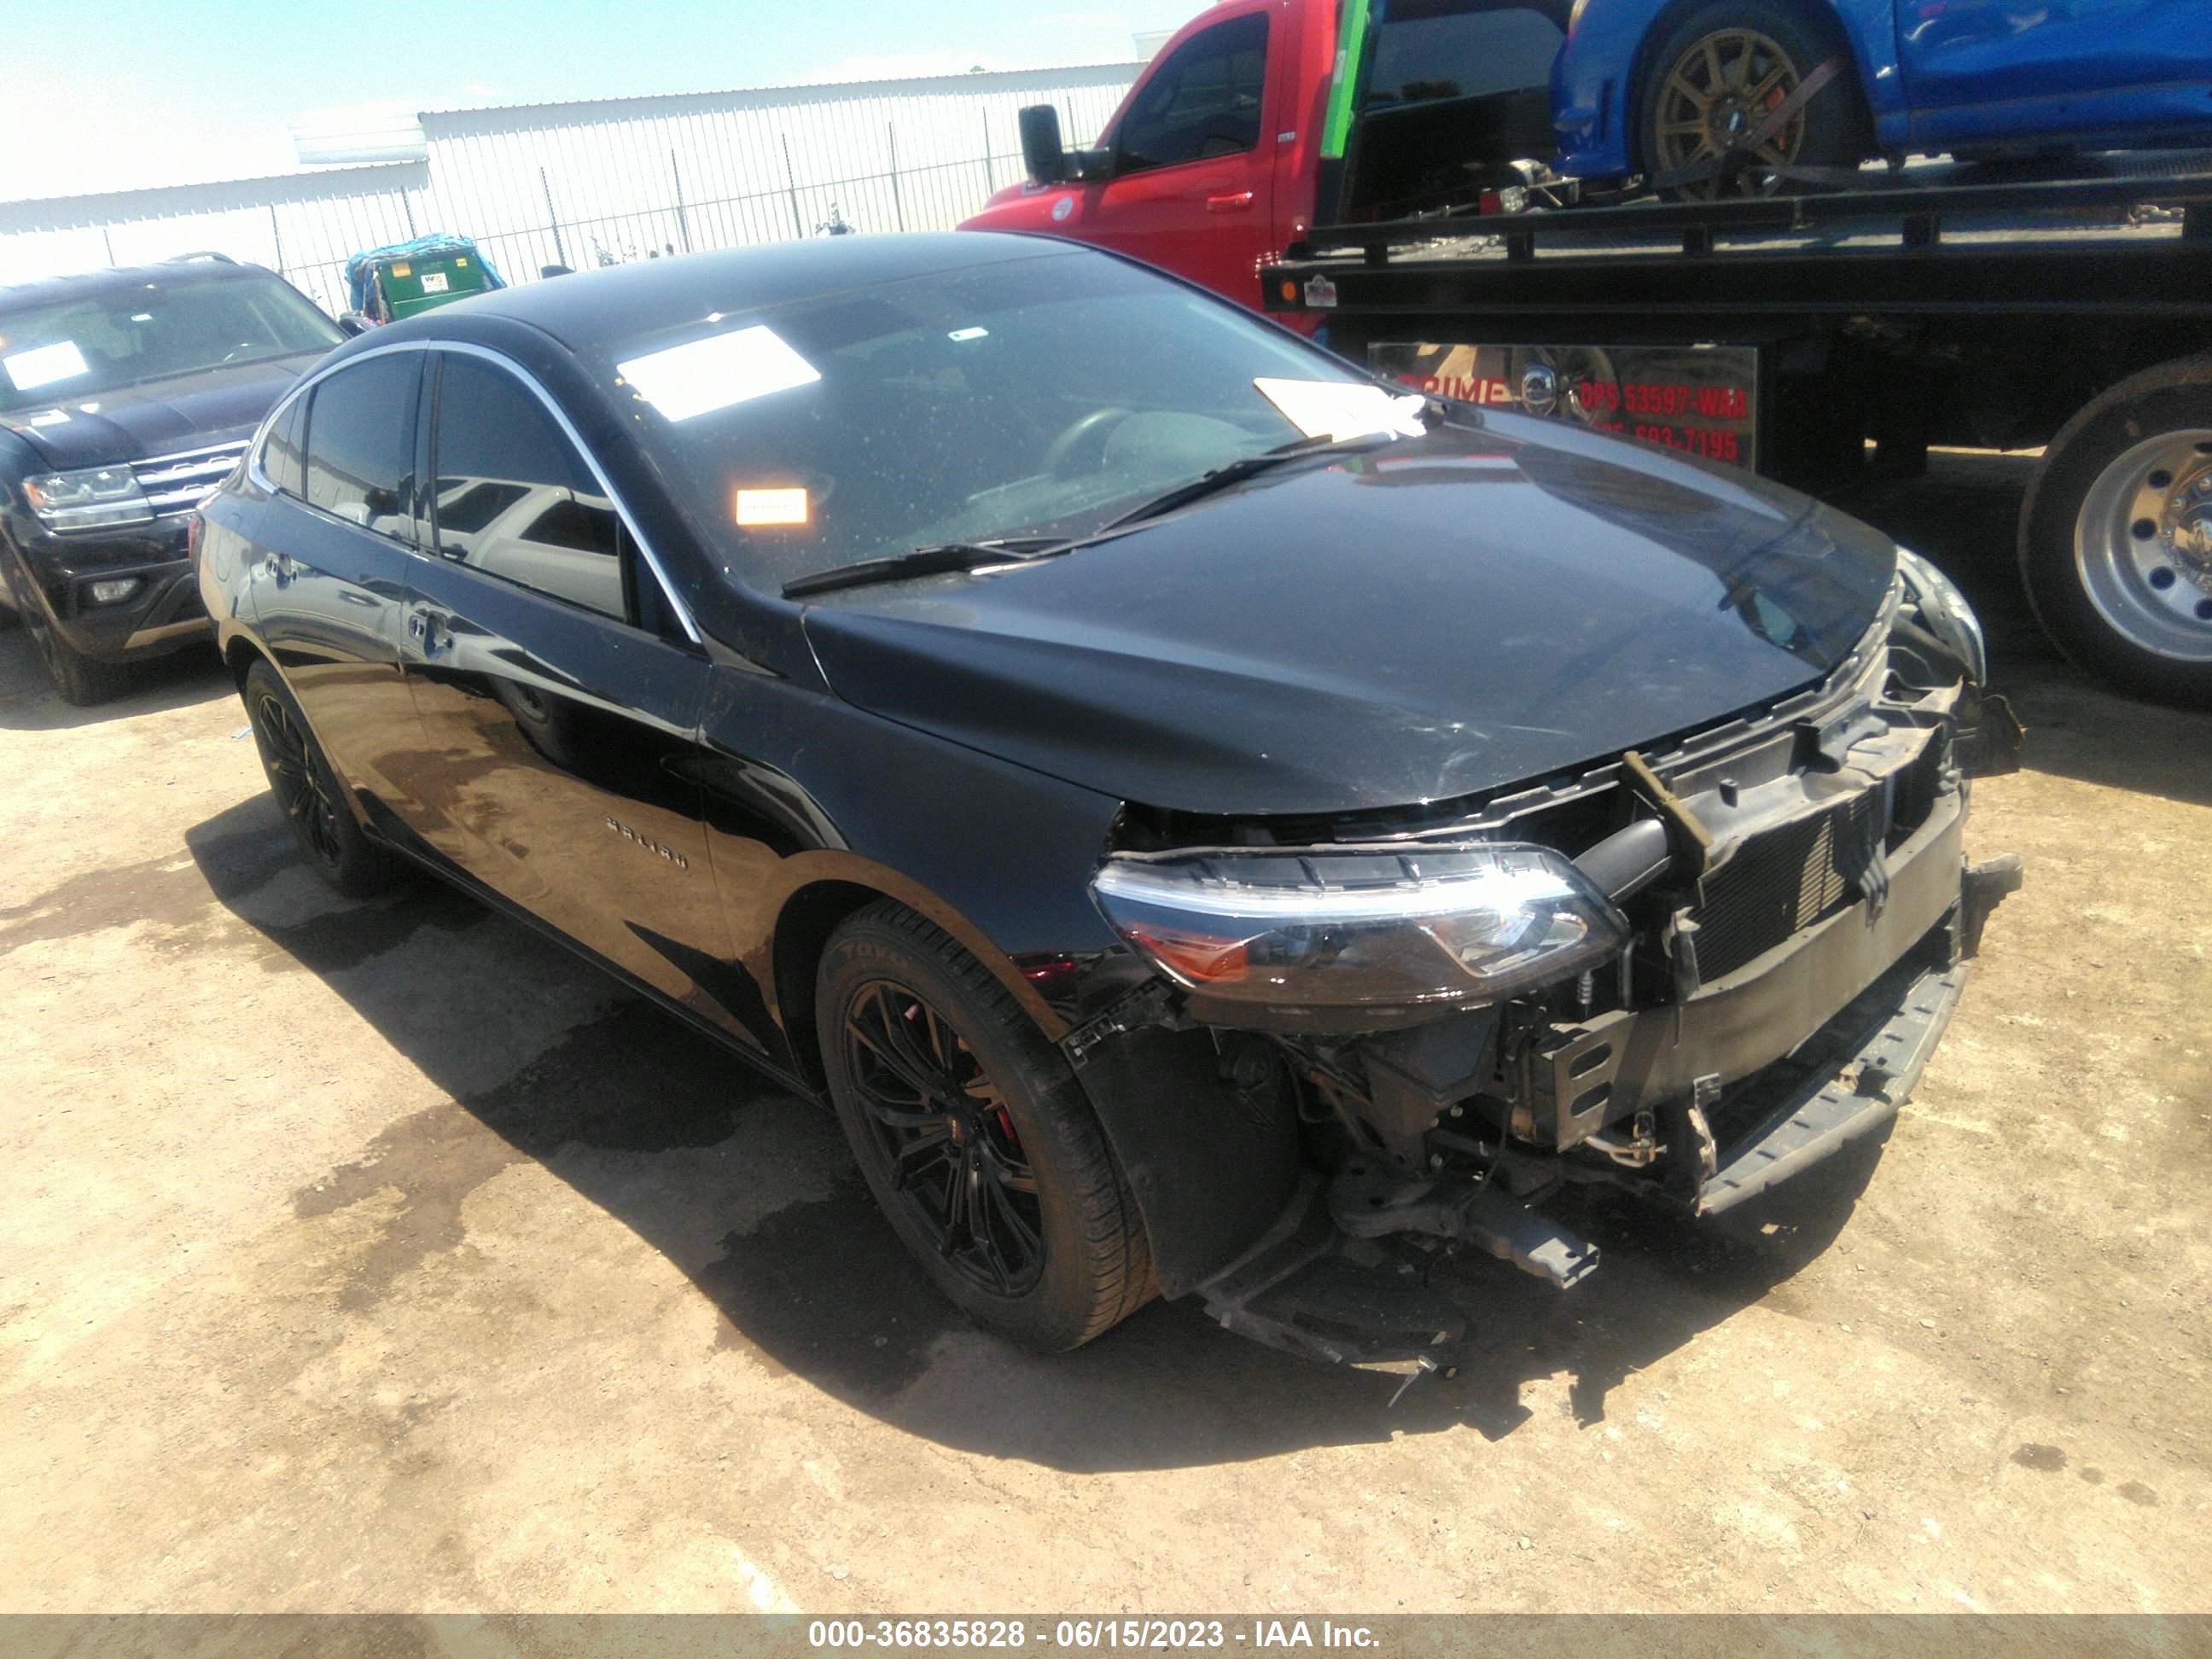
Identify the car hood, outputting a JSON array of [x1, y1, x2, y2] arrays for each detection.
[[0, 352, 323, 471], [800, 421, 1898, 817]]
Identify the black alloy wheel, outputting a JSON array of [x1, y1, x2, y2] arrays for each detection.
[[842, 979, 1045, 1296], [251, 680, 346, 872], [817, 901, 1154, 1352], [241, 659, 399, 897]]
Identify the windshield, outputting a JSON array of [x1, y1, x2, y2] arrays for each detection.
[[0, 271, 342, 413], [596, 251, 1401, 592]]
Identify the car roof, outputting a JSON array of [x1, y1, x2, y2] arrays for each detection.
[[0, 256, 275, 316], [371, 231, 1086, 353]]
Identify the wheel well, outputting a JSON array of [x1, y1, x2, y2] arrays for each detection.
[[224, 636, 269, 693], [1622, 0, 1866, 177], [772, 879, 887, 1091]]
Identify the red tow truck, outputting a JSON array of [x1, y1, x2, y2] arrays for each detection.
[[963, 0, 2212, 702]]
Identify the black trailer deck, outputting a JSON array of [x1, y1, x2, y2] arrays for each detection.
[[1265, 153, 2212, 332]]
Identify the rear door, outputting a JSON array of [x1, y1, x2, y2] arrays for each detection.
[[1075, 9, 1278, 303], [247, 352, 435, 830], [394, 349, 744, 1033]]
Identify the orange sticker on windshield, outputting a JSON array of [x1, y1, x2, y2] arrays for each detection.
[[736, 487, 809, 527]]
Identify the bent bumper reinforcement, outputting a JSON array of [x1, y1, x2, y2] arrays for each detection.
[[1694, 951, 1964, 1216]]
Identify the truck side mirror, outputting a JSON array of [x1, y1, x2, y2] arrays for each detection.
[[336, 311, 373, 336], [1019, 104, 1068, 185]]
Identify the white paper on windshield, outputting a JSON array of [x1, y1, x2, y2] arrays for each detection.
[[1254, 378, 1427, 442], [3, 341, 90, 393], [618, 326, 821, 422], [735, 486, 809, 527]]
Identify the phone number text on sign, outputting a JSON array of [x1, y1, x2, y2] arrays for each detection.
[[1367, 340, 1758, 472]]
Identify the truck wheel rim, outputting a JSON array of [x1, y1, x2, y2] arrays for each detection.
[[1653, 28, 1805, 198], [2074, 429, 2212, 662]]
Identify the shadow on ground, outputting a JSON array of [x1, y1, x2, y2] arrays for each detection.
[[0, 626, 230, 731]]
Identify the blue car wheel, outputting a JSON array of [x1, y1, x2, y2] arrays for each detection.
[[1635, 0, 1866, 197]]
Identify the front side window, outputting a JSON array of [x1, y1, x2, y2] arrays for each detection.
[[597, 248, 1383, 596], [429, 354, 626, 623], [0, 272, 342, 414], [302, 355, 419, 539], [1114, 12, 1268, 174]]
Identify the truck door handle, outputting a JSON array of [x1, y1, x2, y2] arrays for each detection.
[[1207, 191, 1255, 213]]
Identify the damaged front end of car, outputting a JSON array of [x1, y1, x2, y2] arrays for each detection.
[[1059, 562, 2025, 1372]]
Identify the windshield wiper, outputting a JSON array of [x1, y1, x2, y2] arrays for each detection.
[[1097, 433, 1395, 533], [781, 538, 1065, 600]]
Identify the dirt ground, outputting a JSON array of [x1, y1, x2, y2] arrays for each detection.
[[0, 454, 2205, 1615]]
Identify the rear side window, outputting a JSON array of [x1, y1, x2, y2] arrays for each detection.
[[302, 355, 420, 540], [1116, 12, 1268, 173], [1366, 1, 1565, 106], [429, 354, 626, 622], [262, 393, 306, 498]]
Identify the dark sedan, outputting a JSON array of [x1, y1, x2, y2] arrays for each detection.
[[0, 255, 343, 703], [195, 233, 2020, 1367]]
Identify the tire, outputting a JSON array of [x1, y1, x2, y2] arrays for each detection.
[[242, 659, 399, 897], [817, 901, 1154, 1352], [24, 608, 127, 706], [2020, 358, 2212, 704], [1636, 0, 1866, 200]]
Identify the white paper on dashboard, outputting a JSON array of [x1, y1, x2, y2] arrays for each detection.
[[618, 325, 822, 422], [3, 341, 90, 393], [1253, 378, 1427, 442]]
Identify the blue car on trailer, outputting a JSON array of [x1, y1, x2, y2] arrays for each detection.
[[1552, 0, 2212, 195]]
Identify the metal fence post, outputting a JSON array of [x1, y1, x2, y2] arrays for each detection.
[[672, 149, 692, 253], [539, 166, 568, 267], [888, 123, 905, 232], [269, 206, 284, 275], [783, 136, 803, 237], [982, 110, 994, 192]]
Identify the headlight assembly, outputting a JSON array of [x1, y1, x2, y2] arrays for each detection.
[[1091, 842, 1628, 1013], [20, 466, 153, 533], [1895, 546, 1988, 685]]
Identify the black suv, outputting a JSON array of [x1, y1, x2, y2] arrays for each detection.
[[0, 254, 341, 703]]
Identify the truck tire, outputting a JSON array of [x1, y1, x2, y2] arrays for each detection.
[[817, 900, 1155, 1353], [1637, 0, 1866, 199], [2020, 358, 2212, 704]]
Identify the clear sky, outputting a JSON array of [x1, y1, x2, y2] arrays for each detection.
[[3, 0, 1206, 201]]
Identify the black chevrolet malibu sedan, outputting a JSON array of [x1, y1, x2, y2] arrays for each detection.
[[195, 233, 2022, 1366], [2, 256, 342, 702]]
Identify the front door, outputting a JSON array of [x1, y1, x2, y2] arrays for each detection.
[[1077, 9, 1278, 304], [395, 349, 744, 1038]]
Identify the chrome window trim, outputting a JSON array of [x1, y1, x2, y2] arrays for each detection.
[[245, 338, 704, 646]]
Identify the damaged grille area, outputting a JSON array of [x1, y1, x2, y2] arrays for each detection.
[[1690, 795, 1875, 982]]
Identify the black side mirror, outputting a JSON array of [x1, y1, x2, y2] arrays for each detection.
[[1019, 104, 1068, 185], [336, 311, 372, 336], [539, 263, 574, 278]]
